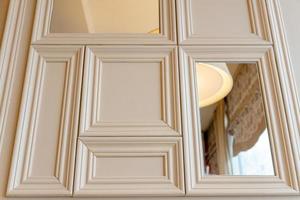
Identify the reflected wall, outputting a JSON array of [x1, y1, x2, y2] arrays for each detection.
[[50, 0, 160, 34]]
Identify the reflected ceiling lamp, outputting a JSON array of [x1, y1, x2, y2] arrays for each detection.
[[196, 63, 233, 107]]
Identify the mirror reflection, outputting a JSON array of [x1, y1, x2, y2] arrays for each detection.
[[197, 63, 274, 176], [50, 0, 160, 34]]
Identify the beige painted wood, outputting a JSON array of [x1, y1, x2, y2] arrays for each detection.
[[177, 0, 272, 45], [0, 0, 299, 199], [266, 0, 300, 188], [0, 0, 36, 156], [80, 46, 181, 136], [0, 0, 37, 199], [0, 0, 10, 46], [74, 137, 185, 196], [179, 45, 299, 196], [6, 46, 84, 196], [31, 0, 177, 44]]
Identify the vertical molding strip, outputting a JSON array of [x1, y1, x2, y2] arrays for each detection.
[[266, 0, 300, 191], [0, 0, 34, 155]]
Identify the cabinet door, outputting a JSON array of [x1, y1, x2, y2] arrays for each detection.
[[7, 46, 84, 196], [177, 0, 272, 45], [74, 137, 184, 196], [80, 46, 181, 136]]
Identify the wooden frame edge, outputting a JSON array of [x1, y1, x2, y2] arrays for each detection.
[[179, 45, 300, 196], [266, 0, 300, 191], [31, 0, 177, 45]]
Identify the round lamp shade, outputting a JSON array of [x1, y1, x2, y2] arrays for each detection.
[[196, 63, 233, 107]]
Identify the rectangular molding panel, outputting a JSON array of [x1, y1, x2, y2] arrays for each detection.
[[179, 46, 299, 196], [74, 137, 185, 196], [177, 0, 272, 45], [80, 46, 181, 136], [31, 0, 177, 44], [7, 46, 84, 196]]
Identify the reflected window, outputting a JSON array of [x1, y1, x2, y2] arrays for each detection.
[[50, 0, 160, 34], [229, 129, 274, 175], [197, 63, 274, 176]]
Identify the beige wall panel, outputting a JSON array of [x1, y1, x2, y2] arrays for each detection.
[[7, 46, 84, 196], [74, 137, 185, 196], [177, 0, 272, 45], [80, 46, 181, 136], [279, 0, 300, 102], [0, 0, 299, 199]]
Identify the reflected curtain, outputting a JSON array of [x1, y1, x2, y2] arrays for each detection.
[[226, 64, 266, 156]]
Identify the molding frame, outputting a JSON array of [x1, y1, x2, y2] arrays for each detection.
[[179, 45, 300, 196], [31, 0, 177, 45], [0, 0, 35, 157], [74, 137, 185, 196], [6, 45, 84, 196], [0, 0, 299, 199], [176, 0, 273, 45], [266, 0, 300, 190], [80, 46, 181, 137]]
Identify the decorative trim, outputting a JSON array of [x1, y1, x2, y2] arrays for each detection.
[[176, 0, 273, 45], [0, 0, 35, 155], [74, 137, 185, 196], [266, 0, 300, 191], [31, 0, 177, 45], [0, 0, 299, 198], [179, 46, 299, 196], [80, 46, 181, 136], [6, 46, 84, 196]]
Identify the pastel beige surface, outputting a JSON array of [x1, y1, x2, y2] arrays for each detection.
[[0, 0, 299, 199]]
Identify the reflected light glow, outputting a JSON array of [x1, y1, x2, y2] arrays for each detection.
[[196, 63, 233, 107]]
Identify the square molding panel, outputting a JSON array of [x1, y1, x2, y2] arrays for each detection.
[[74, 137, 185, 196], [177, 0, 272, 45], [7, 46, 84, 196], [80, 46, 181, 137]]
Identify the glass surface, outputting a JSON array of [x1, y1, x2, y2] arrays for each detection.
[[197, 63, 274, 176], [50, 0, 160, 34]]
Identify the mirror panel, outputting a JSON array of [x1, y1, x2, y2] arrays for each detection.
[[196, 63, 274, 176], [50, 0, 160, 34]]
